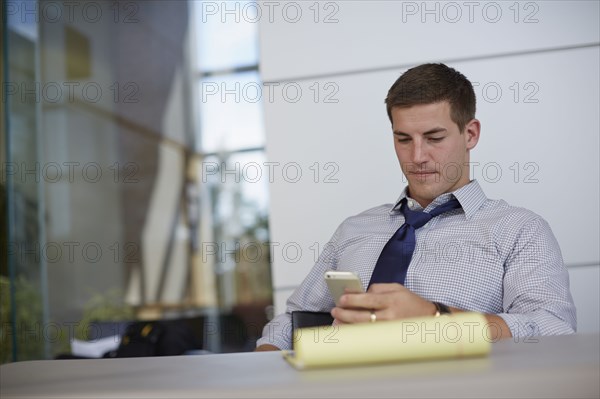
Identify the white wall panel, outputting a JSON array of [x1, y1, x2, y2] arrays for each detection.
[[259, 1, 599, 81], [259, 1, 600, 325], [263, 70, 402, 289], [264, 47, 600, 291], [456, 47, 600, 266], [569, 265, 600, 333]]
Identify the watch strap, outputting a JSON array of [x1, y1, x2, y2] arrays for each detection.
[[433, 301, 451, 317]]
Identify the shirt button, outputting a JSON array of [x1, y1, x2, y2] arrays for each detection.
[[408, 200, 414, 208]]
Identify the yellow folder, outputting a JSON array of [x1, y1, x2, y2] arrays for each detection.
[[283, 312, 492, 369]]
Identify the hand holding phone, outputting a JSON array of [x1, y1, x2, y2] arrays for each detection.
[[324, 271, 365, 306]]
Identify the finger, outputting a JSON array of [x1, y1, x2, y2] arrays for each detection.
[[340, 292, 388, 310], [343, 287, 363, 294], [331, 306, 373, 324], [331, 309, 348, 325], [367, 283, 405, 294]]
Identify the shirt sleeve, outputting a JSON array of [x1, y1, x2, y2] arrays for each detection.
[[256, 226, 342, 350], [497, 217, 577, 337]]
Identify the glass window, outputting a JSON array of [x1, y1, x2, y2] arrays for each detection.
[[198, 72, 265, 153], [193, 0, 259, 72], [201, 151, 271, 308], [2, 0, 272, 362]]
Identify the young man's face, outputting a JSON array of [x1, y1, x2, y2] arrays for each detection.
[[391, 101, 480, 208]]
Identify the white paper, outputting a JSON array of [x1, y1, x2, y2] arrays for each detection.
[[70, 335, 121, 358]]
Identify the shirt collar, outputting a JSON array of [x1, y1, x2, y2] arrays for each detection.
[[389, 180, 487, 220]]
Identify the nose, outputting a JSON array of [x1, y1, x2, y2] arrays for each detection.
[[411, 140, 428, 165]]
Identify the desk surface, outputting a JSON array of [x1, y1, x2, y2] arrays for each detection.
[[1, 333, 599, 398]]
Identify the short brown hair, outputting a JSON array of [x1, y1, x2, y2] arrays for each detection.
[[385, 63, 476, 132]]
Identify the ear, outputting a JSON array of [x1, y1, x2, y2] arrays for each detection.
[[464, 119, 481, 150]]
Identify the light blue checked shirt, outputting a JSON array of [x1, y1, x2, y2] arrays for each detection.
[[257, 180, 576, 350]]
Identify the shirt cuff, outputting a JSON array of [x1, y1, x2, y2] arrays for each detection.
[[256, 315, 293, 350]]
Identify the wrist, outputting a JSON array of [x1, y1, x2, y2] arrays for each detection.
[[255, 344, 280, 352]]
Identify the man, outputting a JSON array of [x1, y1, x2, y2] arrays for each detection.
[[256, 63, 576, 351]]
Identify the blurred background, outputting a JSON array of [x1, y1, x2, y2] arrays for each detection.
[[2, 0, 272, 360], [2, 0, 599, 362]]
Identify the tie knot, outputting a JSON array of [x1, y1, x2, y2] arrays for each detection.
[[401, 197, 461, 229], [402, 206, 433, 229]]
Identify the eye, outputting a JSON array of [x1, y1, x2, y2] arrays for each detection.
[[396, 138, 411, 143], [428, 137, 444, 143]]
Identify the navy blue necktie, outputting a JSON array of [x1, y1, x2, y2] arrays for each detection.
[[369, 197, 462, 287]]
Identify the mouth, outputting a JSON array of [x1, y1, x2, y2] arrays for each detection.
[[409, 171, 437, 176], [408, 171, 438, 182]]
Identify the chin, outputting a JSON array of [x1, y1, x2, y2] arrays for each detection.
[[409, 185, 444, 203]]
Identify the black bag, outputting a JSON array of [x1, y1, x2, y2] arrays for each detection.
[[113, 322, 163, 357], [107, 320, 200, 358]]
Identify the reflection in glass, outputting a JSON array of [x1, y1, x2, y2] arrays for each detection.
[[3, 12, 46, 361], [199, 71, 265, 153], [2, 0, 273, 361], [200, 151, 271, 308], [193, 0, 259, 72]]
